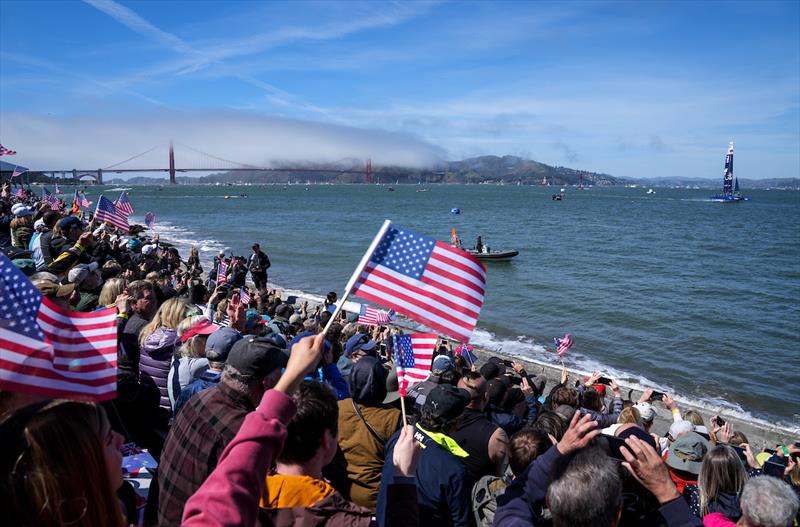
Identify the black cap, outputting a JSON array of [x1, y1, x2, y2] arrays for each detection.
[[226, 336, 288, 378], [423, 385, 470, 421], [486, 378, 508, 406], [348, 355, 387, 405], [480, 361, 505, 380]]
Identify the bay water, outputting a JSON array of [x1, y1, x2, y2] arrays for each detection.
[[100, 183, 800, 429]]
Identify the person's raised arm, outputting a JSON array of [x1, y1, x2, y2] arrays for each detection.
[[495, 413, 599, 526], [621, 436, 703, 527], [385, 425, 421, 527], [182, 333, 324, 527]]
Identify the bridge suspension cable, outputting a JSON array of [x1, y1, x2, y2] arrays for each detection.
[[174, 141, 264, 170], [102, 146, 161, 170]]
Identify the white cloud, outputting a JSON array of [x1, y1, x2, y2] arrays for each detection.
[[3, 112, 445, 171]]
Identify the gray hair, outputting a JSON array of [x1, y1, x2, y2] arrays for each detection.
[[547, 447, 622, 527], [741, 476, 799, 527]]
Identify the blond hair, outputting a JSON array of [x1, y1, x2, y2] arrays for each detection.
[[98, 278, 128, 307], [617, 406, 642, 426], [139, 297, 192, 346], [176, 315, 209, 358]]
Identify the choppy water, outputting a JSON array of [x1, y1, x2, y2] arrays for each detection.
[[95, 183, 800, 428]]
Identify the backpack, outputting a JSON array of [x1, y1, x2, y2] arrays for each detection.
[[472, 475, 507, 527]]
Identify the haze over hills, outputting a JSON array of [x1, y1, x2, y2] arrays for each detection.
[[99, 155, 798, 189]]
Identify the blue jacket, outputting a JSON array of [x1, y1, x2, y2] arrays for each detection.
[[174, 370, 222, 415], [486, 393, 538, 436], [377, 426, 471, 527]]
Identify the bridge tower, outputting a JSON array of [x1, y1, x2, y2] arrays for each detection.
[[96, 169, 103, 185], [169, 141, 176, 184], [72, 169, 78, 183], [365, 158, 373, 184]]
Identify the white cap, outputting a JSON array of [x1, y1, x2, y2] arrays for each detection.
[[634, 402, 656, 423], [669, 420, 695, 439], [142, 244, 158, 256]]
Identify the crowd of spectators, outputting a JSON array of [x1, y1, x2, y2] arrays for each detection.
[[1, 184, 799, 527]]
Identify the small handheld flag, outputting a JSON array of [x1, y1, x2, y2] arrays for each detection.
[[240, 287, 251, 304], [217, 260, 228, 283], [11, 166, 26, 178], [0, 254, 118, 400], [393, 333, 437, 397], [144, 212, 156, 230], [555, 333, 575, 357], [114, 191, 134, 216], [0, 144, 17, 155], [357, 305, 395, 326], [347, 220, 486, 343], [94, 195, 129, 232], [455, 343, 478, 364]]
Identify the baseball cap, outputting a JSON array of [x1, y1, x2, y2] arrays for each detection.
[[58, 215, 83, 231], [180, 318, 222, 343], [423, 385, 470, 421], [275, 304, 294, 320], [345, 333, 378, 357], [432, 354, 454, 373], [204, 327, 243, 362], [668, 420, 695, 439], [348, 356, 388, 405], [480, 360, 506, 380], [634, 402, 656, 423], [34, 280, 76, 298], [226, 336, 288, 378], [383, 368, 401, 404], [665, 432, 710, 474]]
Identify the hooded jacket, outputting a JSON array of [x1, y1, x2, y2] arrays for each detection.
[[140, 327, 180, 415], [259, 474, 373, 527]]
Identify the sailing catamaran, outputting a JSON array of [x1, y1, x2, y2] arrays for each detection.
[[710, 142, 750, 203]]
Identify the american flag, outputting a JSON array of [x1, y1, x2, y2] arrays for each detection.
[[393, 333, 437, 396], [42, 187, 60, 210], [11, 166, 26, 178], [349, 221, 487, 343], [0, 144, 17, 155], [0, 255, 118, 400], [144, 211, 156, 230], [94, 195, 129, 232], [73, 190, 90, 208], [240, 287, 251, 304], [114, 191, 134, 216], [358, 305, 395, 326], [455, 343, 478, 364], [217, 260, 228, 283], [555, 333, 575, 357]]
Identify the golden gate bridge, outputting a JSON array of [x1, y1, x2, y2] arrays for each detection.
[[31, 141, 376, 185]]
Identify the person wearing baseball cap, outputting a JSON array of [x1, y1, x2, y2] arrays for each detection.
[[173, 327, 242, 414], [377, 384, 472, 527], [337, 332, 379, 379], [158, 335, 287, 525]]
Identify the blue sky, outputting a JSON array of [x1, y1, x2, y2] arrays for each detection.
[[1, 0, 798, 179]]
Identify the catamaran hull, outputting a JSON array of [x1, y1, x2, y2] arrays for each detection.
[[467, 250, 519, 261], [709, 196, 751, 203]]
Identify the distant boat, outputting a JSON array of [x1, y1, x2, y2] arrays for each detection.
[[416, 188, 428, 193], [710, 142, 750, 203], [646, 188, 655, 194]]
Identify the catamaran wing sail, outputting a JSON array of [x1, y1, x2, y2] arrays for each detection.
[[723, 142, 734, 197]]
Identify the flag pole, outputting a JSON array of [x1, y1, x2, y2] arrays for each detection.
[[400, 394, 408, 425], [321, 219, 392, 337]]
